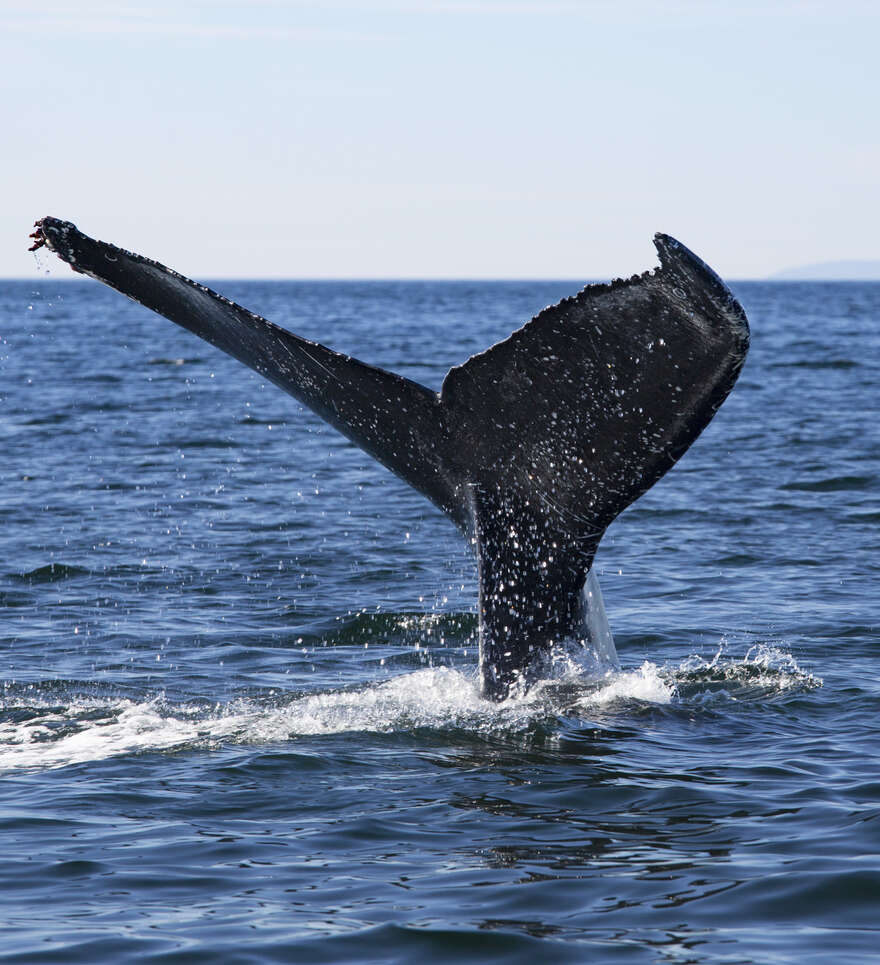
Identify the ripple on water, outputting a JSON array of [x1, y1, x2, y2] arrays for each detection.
[[10, 563, 92, 584]]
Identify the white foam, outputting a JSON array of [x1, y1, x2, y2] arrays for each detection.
[[0, 698, 235, 771], [579, 661, 676, 707], [0, 659, 678, 772], [2, 643, 815, 772]]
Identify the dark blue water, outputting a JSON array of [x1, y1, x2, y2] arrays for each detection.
[[1, 275, 878, 963]]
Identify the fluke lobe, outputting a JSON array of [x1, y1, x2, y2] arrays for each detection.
[[30, 217, 750, 700]]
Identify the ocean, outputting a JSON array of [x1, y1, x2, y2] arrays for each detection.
[[1, 275, 878, 963]]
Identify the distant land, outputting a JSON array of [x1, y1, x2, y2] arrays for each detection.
[[770, 260, 880, 281]]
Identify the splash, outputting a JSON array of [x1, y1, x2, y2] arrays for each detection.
[[0, 658, 672, 773], [674, 642, 822, 702], [0, 643, 819, 772], [577, 661, 676, 708]]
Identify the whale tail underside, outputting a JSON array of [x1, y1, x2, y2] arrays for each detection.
[[32, 218, 469, 528], [32, 217, 749, 697], [437, 235, 749, 692]]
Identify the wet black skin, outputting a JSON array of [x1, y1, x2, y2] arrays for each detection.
[[31, 217, 749, 699]]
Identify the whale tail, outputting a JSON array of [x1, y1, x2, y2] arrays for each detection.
[[31, 217, 749, 698]]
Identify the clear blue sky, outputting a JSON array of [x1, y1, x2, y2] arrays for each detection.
[[3, 1, 878, 278]]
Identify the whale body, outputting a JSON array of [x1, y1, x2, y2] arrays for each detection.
[[30, 217, 749, 699]]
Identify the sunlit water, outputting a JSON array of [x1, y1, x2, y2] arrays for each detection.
[[1, 277, 878, 963]]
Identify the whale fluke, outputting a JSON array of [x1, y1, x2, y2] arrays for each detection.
[[31, 217, 749, 699]]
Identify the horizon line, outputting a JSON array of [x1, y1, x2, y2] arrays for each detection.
[[5, 274, 880, 284]]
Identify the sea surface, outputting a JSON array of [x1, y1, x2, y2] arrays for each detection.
[[1, 272, 878, 963]]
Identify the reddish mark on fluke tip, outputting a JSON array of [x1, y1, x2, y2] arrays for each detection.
[[28, 221, 46, 253]]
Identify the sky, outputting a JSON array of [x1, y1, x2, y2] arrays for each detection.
[[2, 0, 878, 279]]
